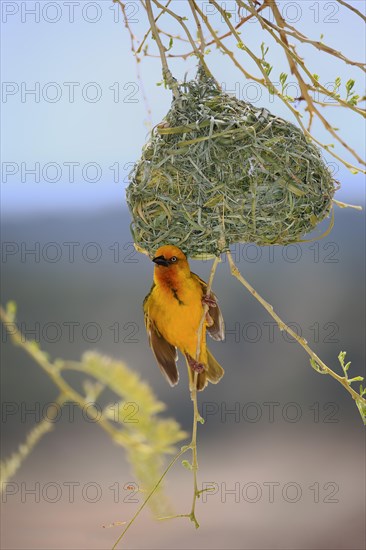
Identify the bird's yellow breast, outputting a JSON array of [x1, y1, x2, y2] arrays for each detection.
[[147, 275, 205, 357]]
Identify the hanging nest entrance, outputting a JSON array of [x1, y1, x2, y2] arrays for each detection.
[[127, 68, 337, 258]]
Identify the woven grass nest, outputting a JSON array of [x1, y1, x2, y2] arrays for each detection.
[[127, 69, 336, 258]]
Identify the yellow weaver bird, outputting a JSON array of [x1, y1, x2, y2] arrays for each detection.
[[143, 244, 225, 391]]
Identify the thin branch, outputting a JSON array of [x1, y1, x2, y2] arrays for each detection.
[[242, 0, 365, 165], [192, 1, 269, 88], [261, 16, 365, 72], [145, 0, 180, 98], [0, 306, 130, 445], [257, 0, 365, 118], [119, 0, 365, 171], [336, 0, 366, 22], [112, 256, 221, 546], [195, 0, 365, 172], [0, 393, 67, 487], [218, 0, 365, 171], [151, 0, 215, 81], [114, 0, 138, 57], [202, 1, 268, 49], [226, 252, 366, 407], [188, 0, 205, 55], [114, 0, 153, 125], [189, 255, 220, 527], [112, 446, 187, 549], [137, 0, 190, 55], [156, 3, 268, 61]]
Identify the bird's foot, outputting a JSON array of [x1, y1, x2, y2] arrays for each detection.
[[192, 362, 205, 374], [186, 354, 205, 373], [202, 295, 216, 308]]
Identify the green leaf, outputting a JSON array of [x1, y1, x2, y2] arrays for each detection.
[[348, 376, 364, 383], [182, 460, 192, 470], [260, 42, 269, 58], [348, 95, 359, 105], [264, 65, 273, 76], [338, 350, 350, 373], [355, 399, 366, 425], [346, 79, 355, 93], [166, 37, 173, 52]]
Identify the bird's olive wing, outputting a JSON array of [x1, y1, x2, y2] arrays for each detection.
[[192, 273, 225, 342]]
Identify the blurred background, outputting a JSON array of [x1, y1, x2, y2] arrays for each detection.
[[1, 1, 365, 549]]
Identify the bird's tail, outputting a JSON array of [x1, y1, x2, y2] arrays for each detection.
[[187, 349, 225, 391]]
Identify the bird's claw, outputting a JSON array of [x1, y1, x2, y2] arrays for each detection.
[[192, 362, 205, 373], [202, 295, 216, 308], [186, 354, 205, 373]]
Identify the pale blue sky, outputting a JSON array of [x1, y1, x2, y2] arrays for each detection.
[[1, 0, 365, 217]]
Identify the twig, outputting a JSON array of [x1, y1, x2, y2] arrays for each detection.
[[259, 16, 365, 73], [119, 0, 366, 171], [162, 2, 267, 59], [111, 256, 220, 546], [0, 393, 67, 487], [151, 0, 215, 81], [145, 0, 180, 98], [336, 0, 366, 23], [260, 0, 365, 116], [114, 0, 138, 57], [136, 0, 189, 56], [112, 446, 187, 549], [114, 0, 153, 125], [208, 0, 365, 173], [0, 306, 132, 446], [240, 0, 365, 165], [188, 0, 205, 56], [226, 252, 366, 407], [192, 2, 269, 89], [194, 0, 363, 175], [189, 255, 220, 528]]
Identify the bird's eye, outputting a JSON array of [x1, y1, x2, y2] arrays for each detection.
[[170, 256, 177, 262]]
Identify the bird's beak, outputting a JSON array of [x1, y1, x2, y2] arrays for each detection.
[[152, 255, 170, 267]]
